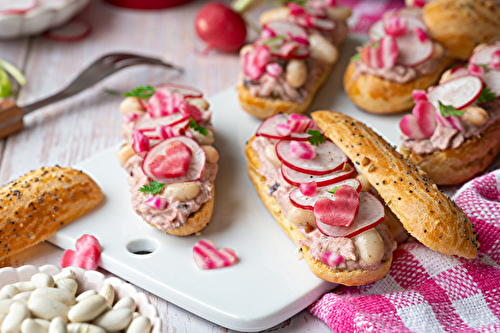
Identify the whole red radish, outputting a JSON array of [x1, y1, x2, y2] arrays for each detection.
[[195, 2, 247, 53]]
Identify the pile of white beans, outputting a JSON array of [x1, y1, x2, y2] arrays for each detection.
[[0, 269, 151, 333]]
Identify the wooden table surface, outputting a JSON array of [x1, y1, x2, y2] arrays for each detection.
[[0, 0, 333, 332]]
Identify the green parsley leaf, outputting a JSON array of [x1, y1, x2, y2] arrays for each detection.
[[124, 85, 156, 98], [0, 68, 11, 98], [350, 52, 361, 62], [438, 101, 463, 118], [189, 117, 208, 136], [477, 64, 490, 72], [307, 129, 325, 146], [476, 87, 497, 103], [138, 180, 165, 195], [263, 35, 286, 45], [372, 40, 380, 49], [326, 186, 340, 195]]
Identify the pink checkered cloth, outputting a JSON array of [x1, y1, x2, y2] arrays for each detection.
[[309, 170, 500, 332]]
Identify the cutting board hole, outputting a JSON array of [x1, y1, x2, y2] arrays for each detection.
[[126, 239, 159, 256]]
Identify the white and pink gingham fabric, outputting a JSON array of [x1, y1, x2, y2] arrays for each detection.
[[309, 170, 500, 332]]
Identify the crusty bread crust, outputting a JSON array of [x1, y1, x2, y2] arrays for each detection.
[[312, 111, 478, 259], [405, 120, 500, 185], [163, 185, 215, 236], [424, 0, 500, 60], [343, 57, 453, 114], [0, 166, 103, 262], [237, 62, 334, 119], [246, 136, 392, 286]]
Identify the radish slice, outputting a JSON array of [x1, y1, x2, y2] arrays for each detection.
[[155, 83, 203, 99], [281, 164, 354, 187], [0, 0, 36, 15], [320, 252, 343, 268], [243, 51, 264, 80], [256, 113, 311, 141], [396, 31, 434, 67], [492, 50, 500, 68], [276, 140, 347, 175], [142, 136, 205, 184], [368, 20, 385, 41], [135, 112, 189, 137], [289, 141, 316, 160], [468, 63, 485, 78], [288, 114, 311, 133], [426, 75, 483, 110], [483, 70, 500, 97], [144, 196, 169, 210], [314, 186, 360, 228], [361, 36, 398, 70], [412, 90, 427, 102], [449, 66, 469, 79], [384, 15, 407, 37], [315, 192, 385, 238], [290, 179, 361, 211], [45, 20, 92, 42], [469, 43, 500, 69], [413, 27, 428, 43], [133, 129, 150, 153], [124, 113, 138, 123], [276, 41, 310, 60], [148, 88, 184, 118], [264, 21, 307, 39], [435, 109, 464, 131], [369, 14, 426, 41], [157, 125, 185, 140]]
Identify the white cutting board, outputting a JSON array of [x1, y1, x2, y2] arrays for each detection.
[[47, 36, 499, 332]]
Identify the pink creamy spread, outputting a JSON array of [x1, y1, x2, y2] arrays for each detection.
[[252, 136, 397, 271], [403, 99, 500, 155]]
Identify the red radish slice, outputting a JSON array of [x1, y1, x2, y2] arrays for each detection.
[[369, 14, 426, 41], [135, 112, 189, 137], [276, 140, 347, 175], [148, 89, 184, 118], [426, 75, 483, 110], [384, 15, 407, 37], [412, 90, 427, 102], [449, 66, 469, 79], [144, 196, 168, 210], [315, 192, 385, 238], [483, 70, 500, 97], [288, 3, 305, 15], [142, 136, 205, 184], [469, 43, 500, 69], [264, 21, 307, 39], [179, 101, 202, 122], [361, 36, 398, 70], [468, 63, 485, 78], [256, 113, 310, 141], [320, 252, 343, 268], [0, 0, 37, 15], [254, 45, 271, 69], [281, 164, 354, 187], [45, 20, 92, 42], [396, 31, 433, 67], [435, 109, 464, 131], [313, 186, 360, 227], [157, 125, 185, 140], [275, 123, 291, 136], [155, 83, 203, 99], [290, 179, 361, 211], [123, 113, 138, 123], [413, 27, 428, 42], [262, 27, 276, 39], [275, 42, 310, 60], [148, 140, 192, 179]]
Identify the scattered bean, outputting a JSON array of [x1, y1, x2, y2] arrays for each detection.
[[31, 274, 54, 289], [2, 302, 30, 333], [52, 270, 76, 282], [113, 297, 136, 312], [12, 283, 35, 294], [67, 323, 106, 333], [28, 298, 68, 321], [68, 295, 107, 323], [92, 308, 133, 332], [1, 286, 19, 299], [75, 291, 97, 303], [48, 317, 66, 333], [20, 319, 47, 333], [54, 281, 77, 296], [31, 288, 76, 307], [126, 316, 151, 333]]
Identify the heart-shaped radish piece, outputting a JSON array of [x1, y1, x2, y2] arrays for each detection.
[[281, 163, 354, 187], [315, 192, 385, 238], [361, 36, 398, 70], [148, 88, 185, 118], [290, 178, 361, 211], [275, 123, 292, 137], [256, 113, 311, 141], [133, 129, 150, 153], [435, 109, 464, 131], [243, 51, 264, 80], [289, 141, 316, 160], [276, 140, 347, 175], [254, 45, 272, 69], [468, 63, 485, 78], [469, 43, 500, 69], [300, 181, 317, 196], [193, 240, 237, 270], [313, 185, 360, 227], [483, 70, 500, 97], [320, 252, 343, 268], [142, 136, 205, 184], [413, 27, 428, 42], [400, 101, 437, 139], [426, 75, 483, 110], [60, 234, 101, 271], [396, 31, 434, 67], [384, 15, 407, 36], [155, 83, 203, 99], [412, 89, 427, 102], [144, 196, 169, 210], [179, 101, 202, 122]]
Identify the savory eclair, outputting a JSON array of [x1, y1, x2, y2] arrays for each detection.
[[399, 42, 500, 185], [344, 7, 453, 114], [117, 84, 218, 236], [238, 0, 351, 119]]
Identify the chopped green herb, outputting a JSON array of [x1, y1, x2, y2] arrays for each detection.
[[189, 117, 208, 136], [477, 64, 489, 72], [0, 69, 11, 98], [101, 88, 119, 95], [307, 129, 325, 146], [372, 40, 381, 49], [281, 0, 306, 5], [327, 185, 357, 195], [438, 101, 463, 118], [350, 52, 361, 62], [263, 35, 286, 45], [0, 58, 26, 98], [124, 85, 156, 98], [139, 180, 165, 195], [476, 87, 497, 103]]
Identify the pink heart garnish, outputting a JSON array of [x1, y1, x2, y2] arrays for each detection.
[[60, 234, 101, 270], [399, 101, 437, 139], [193, 240, 237, 270], [148, 140, 192, 179], [313, 185, 360, 228], [361, 36, 398, 70]]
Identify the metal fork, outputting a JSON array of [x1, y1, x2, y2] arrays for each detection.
[[0, 53, 183, 138]]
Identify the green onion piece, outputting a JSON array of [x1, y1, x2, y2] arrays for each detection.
[[0, 58, 26, 86]]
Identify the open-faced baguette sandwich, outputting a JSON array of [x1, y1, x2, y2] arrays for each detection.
[[117, 84, 218, 236], [238, 0, 351, 119], [0, 166, 103, 261], [399, 42, 500, 185], [246, 111, 477, 286], [344, 7, 453, 114]]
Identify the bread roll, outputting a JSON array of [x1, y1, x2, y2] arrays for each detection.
[[0, 166, 103, 261]]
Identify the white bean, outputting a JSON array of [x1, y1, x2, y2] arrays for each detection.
[[119, 97, 144, 115], [28, 298, 68, 321], [113, 297, 135, 312], [33, 320, 50, 330], [0, 300, 26, 315], [1, 302, 29, 333], [20, 319, 47, 333], [265, 145, 281, 168], [12, 294, 31, 302], [67, 323, 105, 333], [53, 270, 76, 282], [201, 146, 219, 164], [259, 7, 289, 25], [68, 295, 107, 323], [308, 34, 338, 64], [92, 309, 132, 332], [132, 313, 140, 320], [473, 43, 488, 53], [431, 42, 444, 59], [0, 315, 5, 326], [285, 60, 308, 88], [186, 98, 209, 111], [1, 286, 18, 299], [164, 182, 200, 202], [439, 69, 454, 84], [125, 316, 151, 333], [0, 295, 9, 302], [287, 206, 315, 227], [117, 144, 136, 168], [31, 274, 54, 289], [11, 283, 34, 294], [54, 281, 77, 296], [326, 6, 352, 21], [31, 288, 76, 307], [463, 106, 489, 127], [355, 174, 371, 192], [75, 291, 97, 303], [354, 229, 385, 266], [48, 317, 67, 333], [98, 285, 114, 308]]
